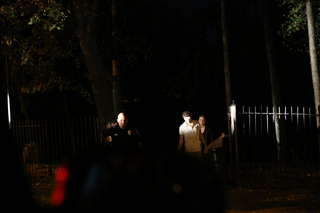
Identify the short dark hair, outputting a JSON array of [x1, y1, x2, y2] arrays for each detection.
[[182, 110, 192, 118], [199, 114, 206, 120]]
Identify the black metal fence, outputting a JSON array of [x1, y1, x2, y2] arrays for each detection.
[[237, 106, 319, 161], [12, 117, 101, 177], [232, 105, 320, 187], [11, 106, 320, 187]]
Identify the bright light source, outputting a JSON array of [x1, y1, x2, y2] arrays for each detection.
[[7, 90, 11, 129], [229, 101, 236, 135], [230, 104, 236, 114]]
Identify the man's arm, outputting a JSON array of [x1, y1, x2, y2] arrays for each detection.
[[200, 131, 209, 153], [102, 128, 114, 145], [208, 133, 226, 149], [178, 135, 184, 152]]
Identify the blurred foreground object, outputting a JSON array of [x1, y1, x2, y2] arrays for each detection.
[[52, 147, 225, 212], [2, 129, 40, 212], [51, 166, 70, 207]]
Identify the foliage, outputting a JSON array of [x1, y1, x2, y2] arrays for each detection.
[[27, 0, 70, 31], [0, 0, 91, 111], [23, 141, 39, 163], [278, 0, 320, 53], [0, 0, 74, 64], [0, 0, 169, 114]]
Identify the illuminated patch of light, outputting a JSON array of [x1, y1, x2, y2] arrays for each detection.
[[230, 103, 236, 135], [7, 90, 11, 129]]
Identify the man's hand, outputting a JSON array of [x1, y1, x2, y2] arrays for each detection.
[[203, 146, 209, 154], [221, 133, 226, 138], [103, 136, 112, 144], [199, 131, 208, 153]]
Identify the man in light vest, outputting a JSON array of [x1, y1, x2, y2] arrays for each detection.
[[178, 110, 208, 160]]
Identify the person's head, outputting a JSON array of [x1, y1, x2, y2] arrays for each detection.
[[182, 110, 192, 124], [198, 114, 206, 127], [117, 111, 128, 129]]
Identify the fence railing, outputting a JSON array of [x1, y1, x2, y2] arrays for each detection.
[[236, 106, 319, 161], [12, 117, 100, 176], [11, 107, 320, 188], [227, 104, 320, 187]]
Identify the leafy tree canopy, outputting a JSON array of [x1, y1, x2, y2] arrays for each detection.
[[0, 0, 188, 117], [0, 0, 84, 91], [278, 0, 320, 53]]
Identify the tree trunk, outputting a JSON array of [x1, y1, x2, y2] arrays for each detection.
[[73, 0, 114, 131], [62, 92, 76, 150], [112, 0, 122, 116], [262, 0, 287, 161], [221, 0, 237, 185], [221, 0, 232, 108], [306, 0, 320, 156]]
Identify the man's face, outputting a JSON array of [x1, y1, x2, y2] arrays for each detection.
[[198, 116, 205, 126], [183, 116, 191, 124], [117, 113, 128, 129]]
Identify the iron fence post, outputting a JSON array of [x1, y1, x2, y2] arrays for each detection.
[[229, 100, 239, 187]]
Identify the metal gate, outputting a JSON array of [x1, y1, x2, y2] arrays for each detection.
[[12, 117, 101, 176], [228, 101, 320, 187]]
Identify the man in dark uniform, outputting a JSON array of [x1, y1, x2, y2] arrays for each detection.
[[102, 111, 143, 150]]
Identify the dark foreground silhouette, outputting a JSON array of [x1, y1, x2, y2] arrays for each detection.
[[52, 146, 225, 213], [3, 125, 224, 213], [2, 129, 40, 212]]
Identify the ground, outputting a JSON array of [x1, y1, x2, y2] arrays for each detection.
[[29, 179, 320, 212], [224, 187, 320, 213]]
